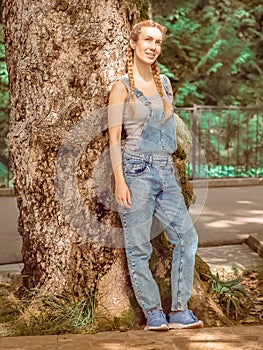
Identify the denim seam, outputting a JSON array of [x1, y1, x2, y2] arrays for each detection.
[[176, 230, 185, 309], [156, 196, 186, 310], [122, 212, 146, 311]]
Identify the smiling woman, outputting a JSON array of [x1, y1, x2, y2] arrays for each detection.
[[126, 21, 171, 119], [130, 28, 163, 66], [108, 20, 204, 331]]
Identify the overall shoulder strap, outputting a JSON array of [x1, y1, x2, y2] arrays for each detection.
[[160, 74, 173, 102], [161, 74, 169, 94]]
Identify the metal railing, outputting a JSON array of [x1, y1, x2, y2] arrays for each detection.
[[177, 105, 263, 179], [1, 105, 263, 187]]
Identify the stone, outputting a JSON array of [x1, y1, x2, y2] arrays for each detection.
[[247, 233, 263, 258]]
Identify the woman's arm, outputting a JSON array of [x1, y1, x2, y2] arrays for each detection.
[[108, 80, 131, 208]]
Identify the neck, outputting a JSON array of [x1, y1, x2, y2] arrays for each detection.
[[133, 58, 153, 82]]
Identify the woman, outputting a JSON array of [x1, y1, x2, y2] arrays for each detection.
[[108, 20, 203, 331]]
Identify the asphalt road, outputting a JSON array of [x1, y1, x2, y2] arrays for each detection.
[[0, 196, 21, 264], [193, 185, 263, 246], [0, 185, 263, 264]]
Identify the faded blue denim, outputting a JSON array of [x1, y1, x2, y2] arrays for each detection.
[[118, 76, 198, 316]]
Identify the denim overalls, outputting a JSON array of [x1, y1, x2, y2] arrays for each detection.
[[119, 75, 198, 315]]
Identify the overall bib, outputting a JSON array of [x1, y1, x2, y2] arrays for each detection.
[[119, 75, 198, 315]]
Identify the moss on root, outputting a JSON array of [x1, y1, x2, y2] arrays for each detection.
[[173, 145, 195, 208]]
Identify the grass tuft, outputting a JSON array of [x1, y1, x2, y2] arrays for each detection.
[[0, 283, 96, 336], [203, 272, 252, 320]]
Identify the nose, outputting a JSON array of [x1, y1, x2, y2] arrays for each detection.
[[149, 41, 157, 51]]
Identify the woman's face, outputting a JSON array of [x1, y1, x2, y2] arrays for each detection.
[[130, 26, 163, 65]]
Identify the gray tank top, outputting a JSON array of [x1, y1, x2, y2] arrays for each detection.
[[118, 74, 167, 152]]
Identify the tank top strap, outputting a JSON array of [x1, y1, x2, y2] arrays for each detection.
[[118, 74, 153, 109], [118, 73, 172, 105]]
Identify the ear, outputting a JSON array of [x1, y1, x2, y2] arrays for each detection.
[[129, 39, 135, 50]]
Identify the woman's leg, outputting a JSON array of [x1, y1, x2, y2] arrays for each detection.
[[119, 169, 163, 315], [154, 174, 204, 328], [154, 173, 198, 311]]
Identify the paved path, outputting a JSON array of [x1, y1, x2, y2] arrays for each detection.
[[0, 325, 263, 349], [198, 243, 263, 279]]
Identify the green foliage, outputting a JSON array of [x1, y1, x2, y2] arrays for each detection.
[[156, 0, 263, 106], [0, 25, 9, 107], [204, 272, 251, 319], [175, 81, 204, 106], [158, 62, 175, 78]]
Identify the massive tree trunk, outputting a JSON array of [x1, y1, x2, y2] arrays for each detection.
[[3, 0, 233, 328], [3, 0, 142, 312]]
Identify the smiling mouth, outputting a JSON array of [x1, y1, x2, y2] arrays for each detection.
[[146, 53, 156, 59]]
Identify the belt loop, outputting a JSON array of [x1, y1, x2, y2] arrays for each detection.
[[148, 154, 153, 166]]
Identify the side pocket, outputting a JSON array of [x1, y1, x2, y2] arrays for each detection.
[[124, 159, 149, 177]]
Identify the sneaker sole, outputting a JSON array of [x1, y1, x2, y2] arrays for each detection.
[[168, 320, 204, 329], [144, 324, 169, 331]]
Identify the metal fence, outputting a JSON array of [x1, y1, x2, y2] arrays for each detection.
[[1, 105, 263, 187], [177, 105, 263, 179]]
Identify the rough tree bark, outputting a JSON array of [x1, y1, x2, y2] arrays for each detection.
[[3, 0, 233, 327], [3, 0, 142, 316]]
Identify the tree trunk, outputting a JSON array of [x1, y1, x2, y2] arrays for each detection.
[[3, 0, 233, 328], [3, 0, 142, 309]]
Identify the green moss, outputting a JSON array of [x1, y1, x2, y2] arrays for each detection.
[[113, 307, 142, 330], [173, 146, 195, 208], [135, 0, 150, 20]]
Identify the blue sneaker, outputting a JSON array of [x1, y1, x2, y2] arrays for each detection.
[[168, 310, 204, 329], [144, 309, 169, 331]]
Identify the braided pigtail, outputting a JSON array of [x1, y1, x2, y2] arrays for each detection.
[[151, 61, 172, 121], [127, 45, 135, 117], [127, 20, 169, 119]]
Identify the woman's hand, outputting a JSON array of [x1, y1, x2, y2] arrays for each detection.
[[115, 180, 131, 208]]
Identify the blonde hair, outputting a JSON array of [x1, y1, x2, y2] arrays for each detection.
[[127, 20, 172, 120]]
